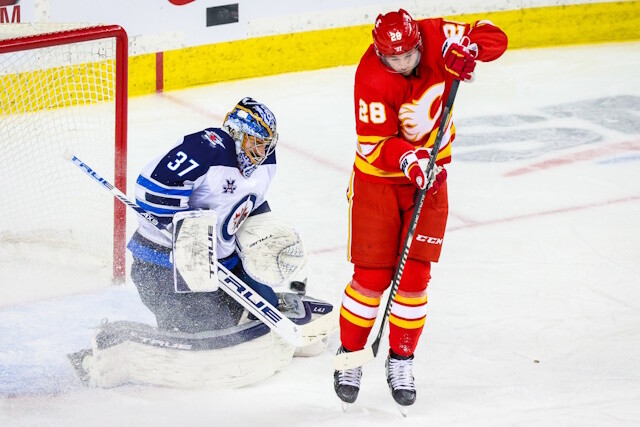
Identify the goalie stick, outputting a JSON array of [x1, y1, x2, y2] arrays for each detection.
[[334, 79, 461, 370], [64, 151, 337, 347]]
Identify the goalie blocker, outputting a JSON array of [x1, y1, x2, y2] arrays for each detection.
[[69, 293, 334, 388]]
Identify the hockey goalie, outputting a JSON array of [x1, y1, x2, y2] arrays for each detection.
[[68, 98, 336, 388]]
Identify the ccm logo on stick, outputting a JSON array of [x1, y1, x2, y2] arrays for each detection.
[[415, 234, 443, 245]]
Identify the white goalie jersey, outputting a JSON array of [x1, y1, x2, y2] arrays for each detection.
[[131, 127, 275, 260], [129, 126, 306, 290]]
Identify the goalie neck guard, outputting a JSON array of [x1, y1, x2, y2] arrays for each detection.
[[223, 97, 278, 178]]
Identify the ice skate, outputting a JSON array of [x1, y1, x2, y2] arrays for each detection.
[[67, 348, 93, 386], [333, 346, 362, 410], [385, 351, 416, 414]]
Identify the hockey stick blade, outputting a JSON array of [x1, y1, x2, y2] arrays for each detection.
[[333, 346, 375, 370], [299, 308, 339, 346], [216, 265, 336, 347]]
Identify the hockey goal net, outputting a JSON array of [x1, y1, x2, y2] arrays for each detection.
[[0, 24, 128, 289]]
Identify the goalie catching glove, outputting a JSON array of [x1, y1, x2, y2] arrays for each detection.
[[235, 211, 307, 288]]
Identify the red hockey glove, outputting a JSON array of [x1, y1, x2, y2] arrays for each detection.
[[424, 164, 447, 195], [400, 151, 427, 189], [442, 38, 477, 81], [401, 150, 448, 194]]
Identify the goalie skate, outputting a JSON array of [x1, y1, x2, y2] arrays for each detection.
[[67, 348, 93, 386]]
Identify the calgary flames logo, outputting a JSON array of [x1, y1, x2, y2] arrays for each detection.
[[398, 82, 445, 142]]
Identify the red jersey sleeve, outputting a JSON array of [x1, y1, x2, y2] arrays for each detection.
[[468, 20, 508, 62], [434, 18, 508, 62]]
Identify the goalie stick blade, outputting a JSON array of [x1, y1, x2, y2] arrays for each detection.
[[299, 309, 339, 346], [333, 346, 375, 370]]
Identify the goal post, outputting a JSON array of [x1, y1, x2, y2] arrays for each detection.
[[0, 25, 128, 286]]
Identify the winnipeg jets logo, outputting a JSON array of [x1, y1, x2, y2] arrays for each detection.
[[221, 195, 257, 241], [233, 206, 249, 230], [202, 129, 225, 149], [222, 179, 236, 194]]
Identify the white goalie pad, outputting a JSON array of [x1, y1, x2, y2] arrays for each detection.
[[172, 210, 218, 292], [235, 212, 307, 287], [68, 294, 334, 389], [75, 321, 295, 389]]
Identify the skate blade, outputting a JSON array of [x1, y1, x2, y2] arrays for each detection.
[[397, 405, 409, 417], [341, 402, 350, 412]]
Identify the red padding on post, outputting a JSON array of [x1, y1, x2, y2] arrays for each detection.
[[156, 51, 164, 93]]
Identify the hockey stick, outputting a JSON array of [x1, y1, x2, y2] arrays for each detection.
[[334, 79, 461, 370], [64, 151, 337, 347]]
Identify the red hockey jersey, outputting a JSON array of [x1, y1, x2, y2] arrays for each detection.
[[353, 18, 508, 183]]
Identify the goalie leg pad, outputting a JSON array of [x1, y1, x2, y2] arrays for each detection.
[[76, 319, 290, 389], [71, 293, 335, 388]]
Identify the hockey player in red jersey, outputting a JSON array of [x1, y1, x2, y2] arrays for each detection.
[[334, 9, 508, 408]]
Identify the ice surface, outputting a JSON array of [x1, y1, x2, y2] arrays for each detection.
[[1, 42, 639, 426]]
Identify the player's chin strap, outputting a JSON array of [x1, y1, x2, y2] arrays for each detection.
[[64, 151, 338, 347], [334, 79, 461, 371]]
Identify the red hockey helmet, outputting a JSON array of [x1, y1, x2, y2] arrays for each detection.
[[372, 9, 422, 56]]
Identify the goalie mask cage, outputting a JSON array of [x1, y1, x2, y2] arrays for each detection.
[[0, 24, 128, 285]]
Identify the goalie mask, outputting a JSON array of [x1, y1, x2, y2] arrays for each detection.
[[223, 97, 278, 178]]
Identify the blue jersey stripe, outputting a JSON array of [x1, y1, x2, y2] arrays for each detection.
[[136, 199, 186, 216], [145, 193, 182, 207], [127, 237, 172, 268], [137, 175, 193, 196]]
